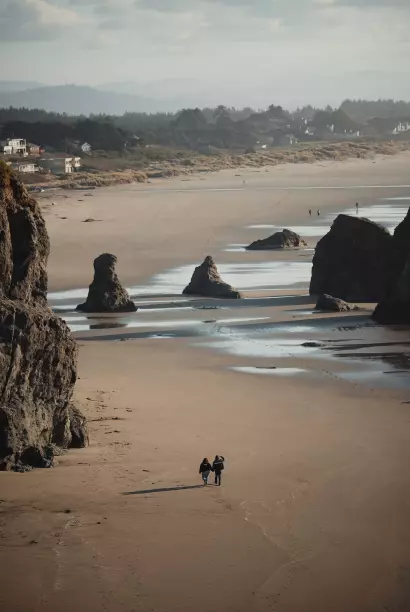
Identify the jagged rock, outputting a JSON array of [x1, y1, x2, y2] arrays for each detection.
[[0, 162, 86, 471], [315, 294, 359, 312], [183, 256, 242, 299], [246, 229, 307, 250], [310, 214, 392, 302], [76, 253, 136, 313]]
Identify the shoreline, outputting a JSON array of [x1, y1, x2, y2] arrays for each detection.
[[43, 151, 410, 292]]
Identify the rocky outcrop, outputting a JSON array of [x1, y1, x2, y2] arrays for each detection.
[[246, 229, 307, 250], [373, 256, 410, 324], [372, 208, 410, 323], [315, 294, 359, 312], [183, 256, 242, 299], [310, 214, 392, 302], [0, 162, 87, 471], [77, 253, 136, 313]]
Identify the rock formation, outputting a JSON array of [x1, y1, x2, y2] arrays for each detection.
[[315, 294, 359, 312], [0, 162, 87, 471], [310, 214, 392, 302], [246, 229, 307, 250], [77, 253, 136, 313], [183, 256, 242, 299], [372, 208, 410, 324], [373, 256, 410, 324]]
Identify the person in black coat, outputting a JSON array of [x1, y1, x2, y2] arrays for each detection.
[[199, 458, 213, 485], [212, 455, 225, 486]]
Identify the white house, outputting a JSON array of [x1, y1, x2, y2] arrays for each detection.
[[0, 138, 27, 156], [39, 156, 81, 174], [8, 161, 39, 173], [0, 141, 13, 155], [392, 121, 410, 134]]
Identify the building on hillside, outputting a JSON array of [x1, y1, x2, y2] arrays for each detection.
[[304, 126, 317, 137], [27, 143, 42, 155], [8, 161, 39, 173], [272, 130, 298, 146], [392, 121, 410, 134], [1, 138, 28, 156], [0, 141, 13, 155], [368, 117, 410, 136], [39, 156, 81, 174]]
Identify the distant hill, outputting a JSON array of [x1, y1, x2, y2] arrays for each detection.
[[0, 80, 45, 93], [0, 85, 168, 116]]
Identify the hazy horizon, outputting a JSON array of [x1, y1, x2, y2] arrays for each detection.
[[0, 0, 409, 109]]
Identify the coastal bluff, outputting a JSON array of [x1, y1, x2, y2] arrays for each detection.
[[0, 163, 87, 471]]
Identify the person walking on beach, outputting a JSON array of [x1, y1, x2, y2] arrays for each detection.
[[356, 201, 359, 213], [309, 209, 312, 216], [212, 455, 225, 486], [199, 458, 213, 485], [317, 209, 321, 216]]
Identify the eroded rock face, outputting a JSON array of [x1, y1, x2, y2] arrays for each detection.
[[246, 229, 307, 251], [77, 253, 136, 313], [183, 256, 242, 299], [0, 163, 86, 471], [310, 214, 392, 302], [315, 294, 359, 312]]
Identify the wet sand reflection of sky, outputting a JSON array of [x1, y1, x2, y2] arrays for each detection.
[[48, 196, 410, 391]]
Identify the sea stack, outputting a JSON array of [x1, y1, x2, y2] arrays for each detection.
[[246, 229, 307, 250], [310, 214, 392, 302], [373, 207, 410, 324], [77, 253, 137, 313], [373, 256, 410, 324], [0, 162, 87, 471], [183, 256, 242, 299]]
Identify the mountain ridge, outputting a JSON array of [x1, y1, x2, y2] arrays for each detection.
[[0, 84, 171, 115]]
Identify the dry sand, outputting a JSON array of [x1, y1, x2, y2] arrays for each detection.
[[1, 154, 410, 612]]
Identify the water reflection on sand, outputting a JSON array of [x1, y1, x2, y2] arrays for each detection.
[[49, 196, 410, 391]]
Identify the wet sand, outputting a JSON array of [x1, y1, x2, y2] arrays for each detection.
[[2, 154, 410, 612]]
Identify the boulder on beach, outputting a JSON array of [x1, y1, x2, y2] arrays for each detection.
[[246, 229, 307, 250], [0, 162, 87, 471], [310, 214, 392, 302], [77, 253, 137, 313], [183, 255, 242, 299], [315, 294, 359, 312]]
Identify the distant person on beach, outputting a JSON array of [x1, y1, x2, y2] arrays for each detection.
[[199, 458, 213, 485], [317, 209, 321, 216], [309, 209, 312, 216], [212, 455, 225, 486], [356, 202, 359, 213]]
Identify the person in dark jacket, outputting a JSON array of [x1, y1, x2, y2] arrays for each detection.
[[199, 458, 213, 485], [212, 455, 225, 486]]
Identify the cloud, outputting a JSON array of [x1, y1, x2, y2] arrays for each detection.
[[0, 0, 81, 41], [335, 0, 409, 6]]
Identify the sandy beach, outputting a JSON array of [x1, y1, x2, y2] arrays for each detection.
[[2, 153, 410, 612]]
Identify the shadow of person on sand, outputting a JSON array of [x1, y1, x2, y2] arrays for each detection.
[[123, 485, 205, 495]]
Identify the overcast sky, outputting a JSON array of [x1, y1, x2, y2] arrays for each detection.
[[0, 0, 409, 107]]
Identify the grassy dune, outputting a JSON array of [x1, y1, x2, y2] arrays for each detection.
[[23, 139, 410, 189]]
